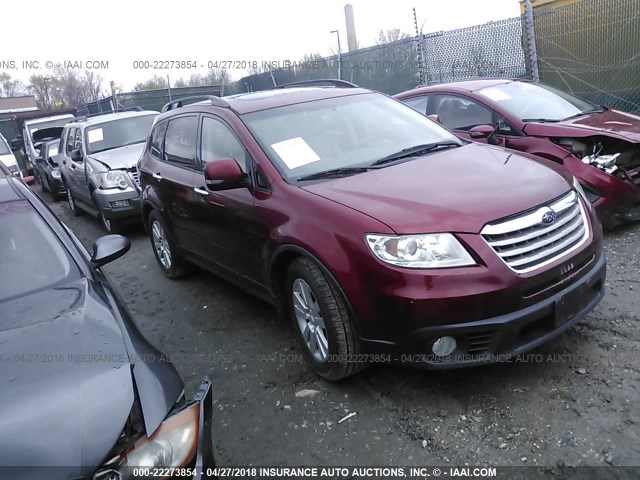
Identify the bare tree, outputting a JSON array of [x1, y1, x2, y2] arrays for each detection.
[[0, 72, 26, 97], [133, 76, 168, 91]]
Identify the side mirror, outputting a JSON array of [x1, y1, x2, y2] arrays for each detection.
[[23, 175, 36, 186], [469, 125, 495, 139], [204, 158, 247, 191], [11, 137, 24, 151], [71, 149, 83, 162], [427, 114, 442, 124], [90, 234, 131, 268]]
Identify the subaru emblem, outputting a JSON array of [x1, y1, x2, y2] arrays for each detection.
[[541, 209, 557, 225]]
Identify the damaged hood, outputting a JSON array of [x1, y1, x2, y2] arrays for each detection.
[[524, 109, 640, 143], [90, 143, 145, 170], [0, 277, 182, 479], [303, 143, 572, 234]]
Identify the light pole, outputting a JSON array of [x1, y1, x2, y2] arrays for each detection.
[[331, 30, 342, 80], [43, 76, 52, 109]]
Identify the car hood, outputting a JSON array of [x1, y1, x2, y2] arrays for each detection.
[[0, 277, 182, 479], [303, 143, 572, 234], [524, 109, 640, 142], [90, 143, 145, 170]]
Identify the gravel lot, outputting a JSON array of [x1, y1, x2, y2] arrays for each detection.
[[41, 189, 639, 476]]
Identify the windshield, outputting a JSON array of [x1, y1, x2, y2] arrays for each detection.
[[85, 114, 157, 154], [0, 137, 10, 155], [242, 93, 460, 181], [0, 201, 76, 302], [477, 82, 598, 122], [27, 117, 74, 139]]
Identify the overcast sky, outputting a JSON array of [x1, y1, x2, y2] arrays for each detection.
[[4, 0, 521, 91]]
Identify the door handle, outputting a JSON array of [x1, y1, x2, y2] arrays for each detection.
[[193, 187, 209, 196], [152, 172, 162, 180]]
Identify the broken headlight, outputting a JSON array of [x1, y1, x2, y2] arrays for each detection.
[[573, 177, 595, 210], [366, 233, 475, 268], [118, 402, 199, 478]]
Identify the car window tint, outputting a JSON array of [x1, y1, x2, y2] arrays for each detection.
[[149, 121, 167, 159], [433, 95, 493, 131], [200, 117, 247, 172], [402, 95, 429, 114], [164, 116, 198, 168]]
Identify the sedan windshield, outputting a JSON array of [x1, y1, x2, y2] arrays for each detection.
[[477, 82, 599, 122], [85, 114, 157, 154], [0, 201, 76, 303], [242, 93, 460, 181]]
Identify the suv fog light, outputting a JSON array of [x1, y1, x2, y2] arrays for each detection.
[[110, 200, 130, 208], [432, 336, 457, 356]]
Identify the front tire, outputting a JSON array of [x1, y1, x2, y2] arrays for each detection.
[[67, 188, 82, 217], [286, 257, 366, 381], [148, 210, 187, 279]]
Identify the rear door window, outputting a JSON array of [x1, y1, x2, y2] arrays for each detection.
[[163, 116, 198, 169], [149, 121, 168, 159], [433, 94, 494, 131]]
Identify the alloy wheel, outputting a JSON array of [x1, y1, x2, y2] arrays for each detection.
[[292, 278, 329, 362], [151, 220, 172, 269]]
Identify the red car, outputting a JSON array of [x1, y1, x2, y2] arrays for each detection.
[[395, 79, 640, 228], [139, 81, 605, 380]]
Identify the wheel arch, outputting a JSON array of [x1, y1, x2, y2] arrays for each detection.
[[268, 244, 360, 334]]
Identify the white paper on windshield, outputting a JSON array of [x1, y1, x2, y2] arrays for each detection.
[[271, 137, 321, 169], [480, 87, 511, 102], [49, 146, 58, 156], [87, 128, 104, 143]]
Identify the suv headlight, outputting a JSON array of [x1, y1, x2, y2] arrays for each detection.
[[119, 402, 199, 477], [96, 170, 129, 189], [366, 233, 475, 268], [51, 168, 61, 179]]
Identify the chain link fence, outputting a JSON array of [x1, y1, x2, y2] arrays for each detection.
[[78, 84, 223, 116], [74, 0, 638, 114], [534, 0, 640, 112]]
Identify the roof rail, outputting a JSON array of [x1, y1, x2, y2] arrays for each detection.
[[161, 95, 230, 113], [272, 79, 358, 89]]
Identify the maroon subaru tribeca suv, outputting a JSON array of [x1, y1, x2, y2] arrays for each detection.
[[138, 80, 606, 380]]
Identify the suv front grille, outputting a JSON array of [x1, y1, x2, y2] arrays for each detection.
[[481, 191, 589, 273], [129, 169, 140, 189]]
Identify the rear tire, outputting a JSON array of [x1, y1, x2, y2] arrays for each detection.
[[286, 257, 366, 381], [148, 210, 187, 279]]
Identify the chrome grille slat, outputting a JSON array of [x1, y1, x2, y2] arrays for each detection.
[[494, 215, 583, 258], [129, 169, 141, 189], [481, 191, 589, 273], [485, 204, 580, 247]]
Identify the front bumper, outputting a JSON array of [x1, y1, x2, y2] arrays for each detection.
[[362, 253, 606, 368], [93, 187, 142, 222]]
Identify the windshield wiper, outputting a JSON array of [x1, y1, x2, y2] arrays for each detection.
[[521, 118, 561, 123], [297, 167, 373, 182], [561, 108, 606, 121], [371, 141, 461, 166]]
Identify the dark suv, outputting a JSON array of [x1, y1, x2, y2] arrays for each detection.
[[139, 81, 606, 381]]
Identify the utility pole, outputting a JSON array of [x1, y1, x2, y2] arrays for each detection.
[[110, 80, 117, 112], [524, 0, 540, 82], [413, 7, 426, 85], [331, 30, 342, 80]]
